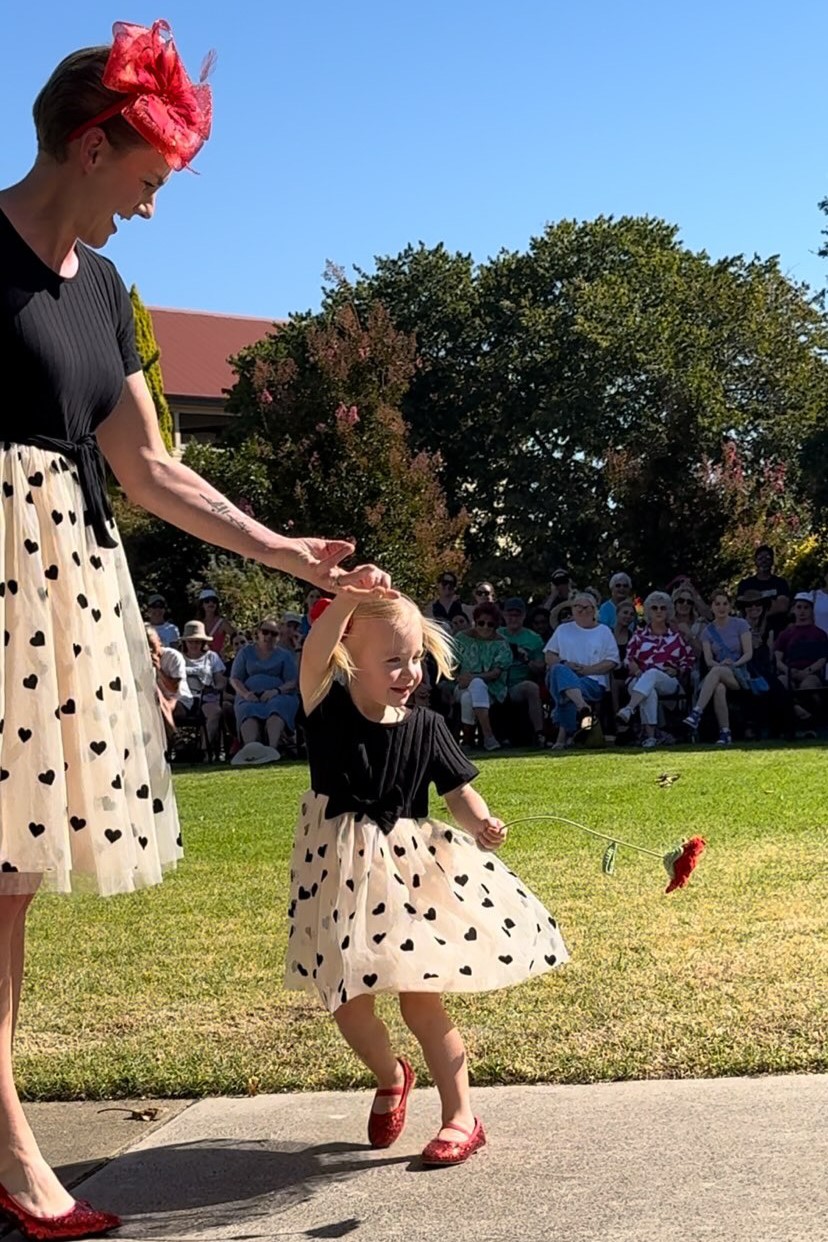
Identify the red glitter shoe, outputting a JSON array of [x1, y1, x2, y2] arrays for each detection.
[[421, 1117, 487, 1166], [0, 1184, 121, 1240], [367, 1058, 416, 1149]]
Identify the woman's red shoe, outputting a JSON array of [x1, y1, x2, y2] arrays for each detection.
[[367, 1058, 416, 1149], [0, 1184, 121, 1241], [421, 1117, 486, 1166]]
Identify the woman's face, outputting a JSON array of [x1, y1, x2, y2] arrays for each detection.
[[673, 594, 693, 616], [616, 601, 636, 628], [202, 597, 218, 614], [257, 619, 279, 648], [305, 589, 322, 610], [745, 603, 764, 625], [473, 583, 496, 605], [232, 634, 248, 654], [451, 613, 470, 635], [648, 602, 669, 626], [474, 614, 499, 639], [184, 638, 208, 658], [572, 602, 596, 628], [712, 594, 731, 618], [76, 135, 172, 249]]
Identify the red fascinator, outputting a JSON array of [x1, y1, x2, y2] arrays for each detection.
[[69, 20, 214, 171]]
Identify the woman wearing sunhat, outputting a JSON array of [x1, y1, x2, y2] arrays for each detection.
[[177, 620, 227, 757], [0, 19, 388, 1238]]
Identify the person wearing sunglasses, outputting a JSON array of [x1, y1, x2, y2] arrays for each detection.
[[423, 572, 472, 631], [229, 617, 300, 759], [472, 582, 497, 606], [617, 592, 695, 749], [452, 603, 512, 750]]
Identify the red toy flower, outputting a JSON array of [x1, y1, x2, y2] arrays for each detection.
[[663, 836, 706, 893]]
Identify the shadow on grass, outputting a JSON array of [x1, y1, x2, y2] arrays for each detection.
[[66, 1138, 406, 1237]]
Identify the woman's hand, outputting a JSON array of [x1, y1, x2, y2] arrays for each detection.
[[265, 539, 394, 594], [477, 817, 508, 852]]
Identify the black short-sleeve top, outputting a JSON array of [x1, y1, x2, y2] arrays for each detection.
[[303, 681, 479, 832], [0, 208, 141, 545]]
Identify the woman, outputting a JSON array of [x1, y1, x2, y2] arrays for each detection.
[[812, 568, 828, 636], [544, 593, 619, 749], [423, 571, 472, 630], [452, 603, 512, 751], [609, 598, 638, 720], [683, 590, 753, 746], [230, 619, 300, 754], [0, 22, 387, 1238], [196, 588, 234, 657], [300, 587, 330, 640], [671, 586, 706, 660], [617, 592, 695, 749], [176, 620, 227, 758]]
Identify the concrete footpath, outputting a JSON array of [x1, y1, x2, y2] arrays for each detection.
[[14, 1074, 828, 1242]]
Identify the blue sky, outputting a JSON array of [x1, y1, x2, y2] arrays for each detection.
[[2, 1, 826, 319]]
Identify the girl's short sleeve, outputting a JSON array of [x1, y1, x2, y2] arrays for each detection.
[[429, 714, 479, 795]]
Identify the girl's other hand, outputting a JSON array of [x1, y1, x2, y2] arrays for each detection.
[[477, 817, 507, 851]]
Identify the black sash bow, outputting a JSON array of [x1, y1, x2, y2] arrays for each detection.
[[324, 784, 408, 835], [16, 434, 117, 549]]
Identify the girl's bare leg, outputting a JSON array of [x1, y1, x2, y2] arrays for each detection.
[[334, 995, 404, 1113], [400, 993, 474, 1139]]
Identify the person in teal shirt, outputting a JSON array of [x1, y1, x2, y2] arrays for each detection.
[[498, 597, 547, 747]]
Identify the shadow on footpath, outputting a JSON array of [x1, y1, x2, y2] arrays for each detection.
[[60, 1137, 408, 1239]]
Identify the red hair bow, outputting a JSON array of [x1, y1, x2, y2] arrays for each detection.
[[70, 20, 213, 171]]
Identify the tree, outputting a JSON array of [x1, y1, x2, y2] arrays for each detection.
[[225, 285, 467, 600], [346, 220, 828, 593], [130, 285, 174, 452]]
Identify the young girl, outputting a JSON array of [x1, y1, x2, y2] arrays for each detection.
[[286, 578, 568, 1165]]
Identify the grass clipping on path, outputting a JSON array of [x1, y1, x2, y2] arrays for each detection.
[[18, 746, 828, 1099]]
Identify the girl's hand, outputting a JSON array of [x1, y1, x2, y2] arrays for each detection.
[[477, 817, 507, 851], [339, 564, 399, 602]]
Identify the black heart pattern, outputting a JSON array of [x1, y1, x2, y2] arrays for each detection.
[[70, 817, 86, 831], [23, 674, 38, 690], [104, 829, 122, 844], [38, 770, 56, 785], [29, 631, 45, 647], [28, 822, 46, 838], [362, 973, 378, 988]]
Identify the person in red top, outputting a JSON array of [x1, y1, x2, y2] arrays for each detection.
[[774, 593, 828, 722], [617, 591, 695, 749]]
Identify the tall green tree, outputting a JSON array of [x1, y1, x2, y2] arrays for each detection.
[[346, 219, 828, 593], [130, 285, 174, 452], [225, 291, 468, 600]]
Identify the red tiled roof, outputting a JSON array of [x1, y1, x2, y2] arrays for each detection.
[[148, 307, 280, 401]]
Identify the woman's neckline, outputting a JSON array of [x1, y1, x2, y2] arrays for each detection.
[[0, 206, 82, 282]]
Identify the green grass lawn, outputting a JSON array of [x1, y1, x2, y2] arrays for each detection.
[[17, 744, 827, 1100]]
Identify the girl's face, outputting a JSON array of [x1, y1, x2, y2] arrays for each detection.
[[712, 594, 731, 617], [451, 613, 470, 634], [347, 615, 424, 708], [232, 634, 248, 654], [745, 603, 763, 624]]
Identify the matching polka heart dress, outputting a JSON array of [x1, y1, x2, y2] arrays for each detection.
[[285, 681, 568, 1011]]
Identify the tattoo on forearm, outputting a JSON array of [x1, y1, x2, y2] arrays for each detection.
[[200, 494, 252, 537]]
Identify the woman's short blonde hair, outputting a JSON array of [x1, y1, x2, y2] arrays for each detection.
[[643, 591, 675, 623], [309, 596, 454, 711], [570, 591, 598, 616]]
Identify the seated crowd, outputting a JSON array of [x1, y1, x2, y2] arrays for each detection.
[[145, 546, 828, 762]]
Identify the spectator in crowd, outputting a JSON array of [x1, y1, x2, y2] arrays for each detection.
[[737, 545, 791, 637], [230, 617, 300, 756], [450, 611, 471, 636], [471, 581, 498, 609], [453, 602, 512, 751], [598, 572, 633, 628], [145, 622, 190, 737], [196, 588, 235, 658], [176, 620, 227, 757], [279, 612, 303, 652], [738, 589, 773, 670], [147, 594, 180, 648], [542, 568, 572, 611], [773, 593, 828, 721], [683, 590, 753, 746], [549, 598, 574, 631], [610, 598, 638, 718], [424, 571, 472, 630], [812, 567, 828, 636], [671, 585, 707, 661], [528, 606, 552, 645], [618, 592, 694, 749], [544, 593, 619, 750], [300, 588, 325, 640], [498, 597, 547, 747]]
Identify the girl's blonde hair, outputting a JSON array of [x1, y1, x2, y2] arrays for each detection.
[[310, 596, 454, 711]]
